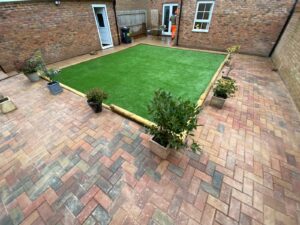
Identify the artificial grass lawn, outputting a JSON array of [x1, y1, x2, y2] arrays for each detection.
[[57, 44, 226, 120]]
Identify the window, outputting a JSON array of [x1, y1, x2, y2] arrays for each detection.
[[0, 0, 28, 2], [97, 14, 105, 27], [193, 1, 215, 32]]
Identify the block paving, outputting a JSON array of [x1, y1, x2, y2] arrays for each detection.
[[1, 51, 300, 224]]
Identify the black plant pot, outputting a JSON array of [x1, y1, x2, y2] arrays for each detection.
[[87, 100, 102, 113], [47, 81, 63, 95]]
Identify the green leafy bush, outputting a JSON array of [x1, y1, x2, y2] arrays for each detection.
[[17, 51, 46, 75], [148, 89, 200, 152], [226, 45, 241, 60], [226, 45, 240, 55], [44, 68, 60, 82], [86, 88, 108, 104], [213, 77, 237, 99]]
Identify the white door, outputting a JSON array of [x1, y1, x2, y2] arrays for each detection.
[[162, 4, 178, 36], [92, 5, 113, 49]]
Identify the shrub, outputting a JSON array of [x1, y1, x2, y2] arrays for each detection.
[[86, 88, 108, 104], [148, 89, 201, 152], [226, 45, 240, 55], [44, 68, 60, 82], [226, 45, 241, 60], [17, 51, 46, 75], [213, 77, 237, 99]]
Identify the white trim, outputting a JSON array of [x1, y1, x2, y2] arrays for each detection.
[[0, 0, 28, 2], [91, 4, 114, 49], [162, 3, 179, 36], [192, 1, 215, 33]]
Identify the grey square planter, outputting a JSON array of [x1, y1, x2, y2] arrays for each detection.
[[0, 97, 17, 114], [210, 96, 226, 109], [25, 72, 40, 82], [149, 137, 171, 159]]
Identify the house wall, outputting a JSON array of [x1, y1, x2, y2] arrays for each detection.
[[116, 0, 148, 11], [116, 0, 148, 36], [178, 0, 295, 56], [148, 0, 180, 28], [272, 3, 300, 111], [149, 0, 295, 56], [0, 0, 119, 72]]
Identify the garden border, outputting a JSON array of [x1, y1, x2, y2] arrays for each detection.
[[44, 44, 229, 127]]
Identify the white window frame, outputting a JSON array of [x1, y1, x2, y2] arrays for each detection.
[[192, 1, 215, 33], [0, 0, 28, 2]]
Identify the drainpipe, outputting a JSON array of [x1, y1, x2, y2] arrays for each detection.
[[269, 0, 298, 57], [176, 0, 183, 46], [113, 0, 121, 45]]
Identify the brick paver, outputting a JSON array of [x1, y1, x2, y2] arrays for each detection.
[[1, 43, 300, 225]]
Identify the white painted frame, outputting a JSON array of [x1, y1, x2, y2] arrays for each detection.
[[92, 4, 113, 49], [192, 1, 215, 33], [0, 0, 28, 2], [162, 3, 179, 36]]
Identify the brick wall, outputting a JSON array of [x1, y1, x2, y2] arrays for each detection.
[[116, 0, 148, 36], [0, 0, 119, 72], [116, 0, 148, 11], [147, 0, 295, 56], [177, 0, 295, 56], [272, 3, 300, 111], [148, 0, 180, 27]]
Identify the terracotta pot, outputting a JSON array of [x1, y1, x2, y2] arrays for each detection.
[[210, 95, 226, 109], [149, 137, 172, 159]]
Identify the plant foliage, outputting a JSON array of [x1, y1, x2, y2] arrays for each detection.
[[17, 51, 46, 75], [226, 45, 241, 61], [86, 88, 108, 104], [226, 45, 241, 55], [148, 89, 201, 152], [44, 68, 60, 82], [213, 77, 237, 99]]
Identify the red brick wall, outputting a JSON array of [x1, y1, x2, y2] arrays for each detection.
[[272, 3, 300, 111], [148, 0, 180, 27], [178, 0, 295, 56], [0, 0, 119, 72], [147, 0, 294, 56], [116, 0, 148, 11]]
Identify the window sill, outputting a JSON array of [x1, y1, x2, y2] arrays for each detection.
[[192, 29, 209, 33], [0, 0, 28, 2]]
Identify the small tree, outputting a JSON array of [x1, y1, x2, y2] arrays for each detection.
[[148, 89, 201, 152]]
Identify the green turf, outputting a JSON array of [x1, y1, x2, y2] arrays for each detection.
[[57, 44, 225, 119]]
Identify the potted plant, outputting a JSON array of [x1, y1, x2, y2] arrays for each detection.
[[44, 69, 63, 95], [17, 51, 45, 82], [210, 77, 237, 109], [147, 89, 200, 159], [226, 45, 240, 68], [86, 88, 108, 113]]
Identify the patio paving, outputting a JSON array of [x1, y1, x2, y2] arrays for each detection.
[[1, 42, 300, 225]]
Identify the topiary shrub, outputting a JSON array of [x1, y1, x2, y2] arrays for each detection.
[[148, 89, 201, 152], [86, 88, 108, 104]]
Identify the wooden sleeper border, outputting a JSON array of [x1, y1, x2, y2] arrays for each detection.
[[41, 49, 229, 128]]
